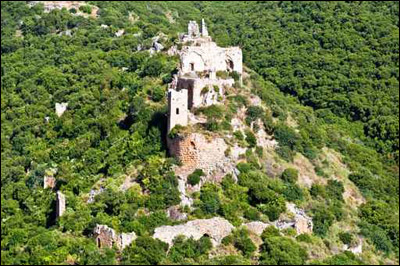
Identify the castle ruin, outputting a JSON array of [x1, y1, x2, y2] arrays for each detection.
[[167, 19, 242, 133]]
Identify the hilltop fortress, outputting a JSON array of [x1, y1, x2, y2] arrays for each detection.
[[166, 20, 243, 200], [167, 19, 242, 133]]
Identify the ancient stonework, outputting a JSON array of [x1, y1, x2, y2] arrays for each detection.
[[167, 19, 243, 133], [168, 133, 235, 183], [93, 224, 136, 250], [56, 191, 66, 218], [153, 217, 234, 247]]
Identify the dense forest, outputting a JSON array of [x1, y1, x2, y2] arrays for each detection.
[[1, 1, 399, 265]]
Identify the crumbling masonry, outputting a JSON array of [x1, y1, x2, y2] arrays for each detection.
[[167, 19, 242, 133]]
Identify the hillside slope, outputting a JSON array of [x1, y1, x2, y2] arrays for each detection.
[[1, 1, 398, 265]]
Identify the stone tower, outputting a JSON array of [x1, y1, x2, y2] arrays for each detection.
[[167, 86, 188, 133]]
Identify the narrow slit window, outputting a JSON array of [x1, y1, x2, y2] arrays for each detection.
[[190, 63, 194, 71], [176, 108, 179, 115]]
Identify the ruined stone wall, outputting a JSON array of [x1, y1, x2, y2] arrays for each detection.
[[94, 224, 136, 250], [153, 217, 234, 247], [168, 133, 234, 182], [177, 77, 234, 109], [180, 42, 242, 75], [167, 88, 188, 133]]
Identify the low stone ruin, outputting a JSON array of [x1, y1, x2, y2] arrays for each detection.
[[166, 205, 187, 221], [43, 168, 57, 189], [55, 102, 68, 117], [153, 217, 234, 247], [93, 224, 136, 250]]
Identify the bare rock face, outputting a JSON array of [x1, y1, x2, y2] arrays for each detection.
[[94, 224, 136, 250], [243, 221, 270, 236], [56, 191, 66, 218], [153, 217, 234, 247]]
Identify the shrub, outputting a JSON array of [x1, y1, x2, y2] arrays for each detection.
[[281, 168, 299, 184], [283, 183, 304, 202], [312, 207, 335, 237], [245, 130, 257, 148], [326, 179, 345, 202], [121, 236, 168, 265], [168, 235, 212, 263], [338, 232, 353, 245], [79, 5, 92, 14], [244, 207, 260, 221], [260, 236, 308, 265], [200, 183, 221, 214], [225, 229, 257, 257], [187, 169, 204, 186], [168, 125, 185, 139], [296, 233, 313, 243], [261, 226, 281, 241]]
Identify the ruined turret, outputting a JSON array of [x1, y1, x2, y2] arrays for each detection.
[[201, 18, 208, 37]]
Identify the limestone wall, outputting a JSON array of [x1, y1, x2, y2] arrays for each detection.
[[180, 42, 242, 75], [94, 224, 136, 250], [168, 133, 234, 182], [167, 88, 188, 132], [153, 217, 234, 247]]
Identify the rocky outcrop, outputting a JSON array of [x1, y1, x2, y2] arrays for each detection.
[[153, 217, 234, 247], [274, 203, 313, 235], [243, 221, 270, 236], [94, 224, 136, 250]]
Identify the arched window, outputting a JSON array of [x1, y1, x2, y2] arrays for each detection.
[[226, 59, 234, 72]]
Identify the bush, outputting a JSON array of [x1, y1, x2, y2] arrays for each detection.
[[296, 233, 313, 243], [79, 5, 92, 14], [281, 168, 299, 184], [168, 235, 212, 263], [326, 179, 345, 202], [261, 226, 280, 241], [245, 130, 257, 148], [260, 236, 308, 265], [199, 183, 221, 214], [224, 229, 257, 258], [283, 183, 304, 202], [187, 169, 204, 186], [312, 207, 335, 237], [121, 236, 168, 265], [338, 232, 353, 245], [244, 207, 260, 221]]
